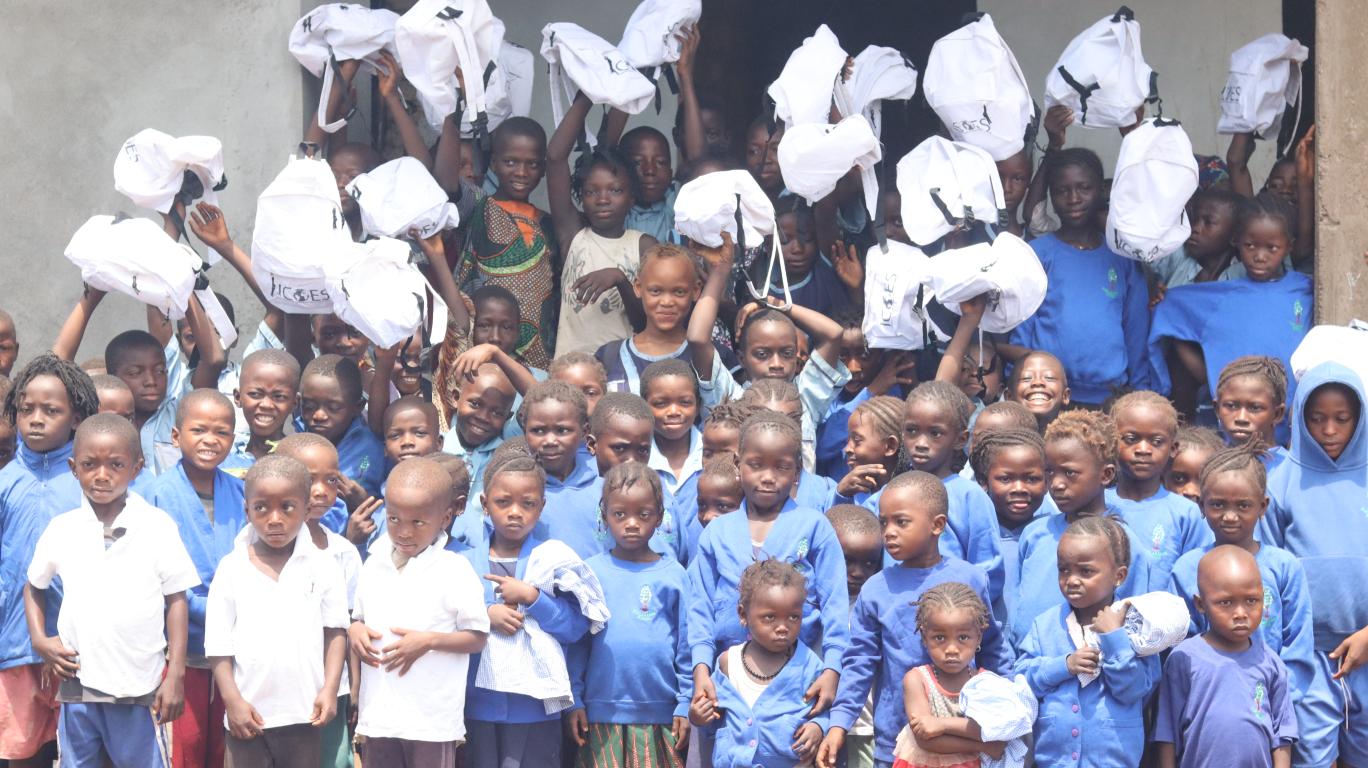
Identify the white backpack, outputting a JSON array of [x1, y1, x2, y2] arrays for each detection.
[[862, 240, 945, 351], [64, 215, 204, 321], [396, 0, 503, 134], [289, 4, 399, 133], [347, 157, 460, 240], [1044, 6, 1155, 129], [778, 116, 881, 220], [897, 137, 1007, 248], [541, 23, 656, 146], [923, 232, 1047, 334], [767, 25, 850, 128], [618, 0, 701, 69], [325, 237, 446, 349], [468, 41, 534, 138], [1106, 118, 1198, 263], [924, 14, 1035, 161], [1217, 33, 1309, 141], [844, 45, 918, 140], [251, 156, 353, 314], [1290, 324, 1368, 387], [673, 170, 775, 249]]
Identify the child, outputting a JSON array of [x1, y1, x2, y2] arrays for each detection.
[[25, 414, 198, 766], [596, 245, 703, 393], [223, 350, 300, 475], [1164, 426, 1224, 504], [820, 471, 1012, 767], [997, 149, 1032, 239], [547, 92, 658, 356], [1106, 391, 1212, 585], [744, 117, 784, 202], [1261, 362, 1368, 767], [349, 458, 489, 767], [816, 308, 911, 482], [1213, 357, 1291, 467], [969, 426, 1049, 641], [1015, 516, 1159, 768], [148, 389, 247, 768], [0, 308, 18, 377], [1155, 546, 1297, 768], [833, 395, 903, 508], [891, 583, 1008, 768], [689, 560, 828, 767], [641, 360, 704, 516], [958, 400, 1040, 481], [380, 396, 444, 468], [567, 463, 691, 766], [702, 401, 761, 465], [0, 377, 12, 471], [1008, 351, 1071, 432], [298, 354, 384, 498], [826, 504, 883, 768], [204, 455, 349, 766], [584, 391, 682, 556], [550, 352, 610, 419], [1012, 148, 1151, 406], [521, 381, 603, 558], [463, 451, 599, 767], [769, 196, 853, 318], [93, 373, 136, 421], [1149, 189, 1246, 290], [0, 354, 98, 763], [442, 362, 516, 521], [741, 378, 837, 510], [620, 126, 680, 242]]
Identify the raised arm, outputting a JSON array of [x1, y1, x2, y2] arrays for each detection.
[[52, 287, 105, 361], [936, 296, 986, 384], [415, 233, 470, 335], [547, 92, 593, 256], [1226, 132, 1256, 199], [674, 26, 706, 162], [303, 59, 360, 151], [185, 292, 227, 389], [787, 300, 844, 367], [1293, 126, 1315, 270], [377, 51, 433, 168], [190, 202, 283, 340], [1024, 106, 1072, 233], [368, 342, 399, 437], [686, 234, 734, 378]]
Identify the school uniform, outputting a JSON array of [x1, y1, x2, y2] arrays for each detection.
[[1147, 245, 1247, 288], [671, 474, 703, 566], [596, 336, 692, 396], [648, 428, 704, 563], [335, 416, 385, 499], [626, 182, 679, 243], [794, 468, 837, 512], [687, 500, 849, 673], [1154, 635, 1296, 768], [1104, 486, 1212, 586], [829, 556, 1013, 763], [1015, 604, 1160, 768], [768, 256, 852, 320], [815, 388, 870, 483], [533, 452, 605, 560], [441, 430, 502, 511], [711, 642, 830, 768], [142, 339, 191, 475]]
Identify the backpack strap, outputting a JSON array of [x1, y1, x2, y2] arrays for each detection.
[[1145, 71, 1164, 120], [1055, 66, 1099, 126], [1111, 6, 1135, 22], [317, 52, 358, 134]]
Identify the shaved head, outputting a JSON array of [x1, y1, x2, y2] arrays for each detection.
[[1197, 545, 1261, 595]]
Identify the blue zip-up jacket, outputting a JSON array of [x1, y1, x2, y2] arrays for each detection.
[[532, 453, 604, 560], [567, 554, 690, 724], [1012, 234, 1152, 403], [687, 500, 849, 672], [1105, 486, 1212, 586], [296, 415, 385, 499], [0, 442, 82, 669], [711, 642, 830, 768]]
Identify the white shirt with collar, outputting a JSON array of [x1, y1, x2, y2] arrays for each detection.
[[354, 532, 490, 742], [204, 526, 350, 729], [648, 427, 704, 496], [27, 492, 199, 699]]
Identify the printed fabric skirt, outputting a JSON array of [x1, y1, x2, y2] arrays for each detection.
[[575, 722, 684, 768]]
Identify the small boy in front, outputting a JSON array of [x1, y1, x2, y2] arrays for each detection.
[[349, 458, 489, 766], [204, 454, 349, 766], [24, 414, 199, 765]]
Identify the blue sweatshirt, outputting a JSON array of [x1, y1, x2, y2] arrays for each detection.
[[816, 389, 870, 482], [1012, 234, 1152, 403], [567, 554, 690, 724], [794, 469, 837, 512], [830, 556, 1013, 759], [711, 642, 830, 768], [687, 500, 849, 672], [295, 415, 385, 499], [533, 452, 604, 560], [1104, 486, 1212, 586], [149, 463, 247, 657]]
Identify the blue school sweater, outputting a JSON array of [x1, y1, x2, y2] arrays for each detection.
[[1010, 510, 1153, 648], [671, 474, 701, 566], [816, 388, 871, 482], [0, 442, 83, 669], [1104, 486, 1212, 586], [687, 500, 849, 671], [711, 642, 830, 768], [794, 469, 837, 512], [462, 536, 592, 724], [769, 256, 851, 320], [830, 556, 1013, 759], [567, 554, 690, 724], [1147, 273, 1312, 445], [294, 415, 385, 498], [1011, 234, 1152, 403], [1016, 604, 1160, 768], [532, 453, 604, 560], [149, 463, 247, 657]]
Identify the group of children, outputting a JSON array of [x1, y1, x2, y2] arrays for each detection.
[[0, 12, 1362, 768]]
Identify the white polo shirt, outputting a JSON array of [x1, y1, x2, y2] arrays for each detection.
[[354, 533, 490, 742], [27, 492, 199, 699], [204, 527, 349, 729]]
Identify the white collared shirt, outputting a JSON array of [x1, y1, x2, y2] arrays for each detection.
[[354, 533, 490, 742], [204, 527, 349, 728], [648, 427, 704, 496], [27, 492, 199, 698]]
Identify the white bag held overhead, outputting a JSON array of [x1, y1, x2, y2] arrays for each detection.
[[897, 137, 1007, 248], [862, 240, 946, 351], [396, 0, 504, 134], [1044, 6, 1155, 129], [251, 156, 353, 315], [468, 41, 534, 138], [618, 0, 702, 69], [1291, 324, 1368, 387], [673, 170, 775, 249], [1217, 33, 1309, 139], [924, 14, 1035, 161], [923, 232, 1047, 335], [541, 23, 656, 146], [778, 116, 882, 219], [325, 237, 444, 349], [289, 4, 400, 133], [347, 157, 460, 240], [767, 24, 850, 128], [113, 129, 226, 215], [1106, 118, 1198, 263], [844, 45, 918, 140], [64, 215, 203, 320]]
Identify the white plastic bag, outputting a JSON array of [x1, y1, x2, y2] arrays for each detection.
[[896, 137, 1007, 247], [347, 157, 460, 239], [923, 232, 1047, 334], [673, 170, 775, 248], [541, 23, 656, 146], [1217, 33, 1309, 139], [767, 24, 849, 128], [64, 215, 202, 321], [777, 115, 881, 219], [289, 4, 400, 133]]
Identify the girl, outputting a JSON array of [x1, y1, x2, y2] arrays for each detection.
[[1212, 356, 1291, 470], [816, 306, 912, 482], [1149, 196, 1313, 445], [1010, 411, 1152, 649], [520, 381, 602, 559], [1008, 351, 1071, 433], [741, 379, 836, 510], [689, 560, 828, 767], [596, 245, 703, 394], [935, 296, 1003, 416], [834, 395, 903, 508], [641, 360, 703, 502], [1011, 148, 1151, 406], [1016, 516, 1159, 768], [547, 91, 659, 357], [567, 463, 690, 767], [892, 583, 1007, 768], [1105, 391, 1211, 585], [687, 413, 848, 729], [551, 352, 609, 419], [1163, 425, 1223, 504]]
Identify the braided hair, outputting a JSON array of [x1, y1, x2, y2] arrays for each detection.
[[3, 353, 99, 427], [914, 581, 991, 635], [1062, 514, 1131, 569], [1216, 356, 1288, 411], [969, 427, 1046, 485], [737, 559, 806, 614]]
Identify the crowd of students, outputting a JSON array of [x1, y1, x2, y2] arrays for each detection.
[[0, 5, 1363, 768]]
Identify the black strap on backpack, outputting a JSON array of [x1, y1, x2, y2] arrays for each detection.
[[1056, 66, 1099, 125]]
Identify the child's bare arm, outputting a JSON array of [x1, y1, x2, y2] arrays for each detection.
[[415, 233, 471, 335], [1170, 340, 1208, 386], [601, 107, 631, 149], [154, 592, 189, 724], [186, 293, 227, 390], [433, 113, 467, 196], [51, 287, 105, 362], [189, 203, 283, 339], [452, 344, 537, 394], [23, 584, 78, 679], [1226, 132, 1256, 199], [787, 301, 844, 367], [368, 343, 399, 437], [146, 303, 175, 350], [547, 92, 593, 256], [311, 627, 346, 726], [1293, 126, 1315, 269], [1272, 744, 1292, 768], [1156, 742, 1177, 768], [935, 296, 986, 385], [686, 234, 734, 378], [377, 51, 433, 169], [380, 627, 488, 675], [212, 656, 265, 739], [303, 59, 360, 150], [282, 313, 315, 370], [675, 26, 706, 162], [1023, 105, 1073, 232]]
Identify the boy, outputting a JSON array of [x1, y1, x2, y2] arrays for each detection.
[[522, 382, 602, 559], [205, 454, 349, 766], [1149, 189, 1246, 291], [224, 349, 301, 476], [298, 355, 384, 498], [0, 376, 12, 471], [585, 392, 683, 560], [349, 458, 489, 765], [149, 389, 247, 768], [380, 396, 444, 468], [92, 374, 136, 422], [441, 363, 517, 549], [0, 308, 18, 377], [1155, 546, 1296, 768], [825, 504, 883, 768], [25, 414, 199, 766], [427, 453, 472, 552]]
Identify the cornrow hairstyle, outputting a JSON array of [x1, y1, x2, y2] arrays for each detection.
[[700, 456, 742, 487], [601, 461, 664, 516], [738, 410, 801, 460], [518, 380, 589, 429], [640, 359, 700, 404], [175, 388, 235, 426], [74, 413, 142, 458], [549, 352, 608, 387], [104, 330, 162, 374], [885, 470, 951, 517], [589, 392, 654, 435], [1216, 356, 1288, 409], [853, 395, 905, 445], [572, 144, 643, 205], [914, 581, 991, 635], [245, 453, 311, 498], [242, 348, 301, 382], [482, 447, 547, 491], [1198, 444, 1267, 495], [1062, 514, 1131, 570], [1239, 191, 1298, 241], [741, 378, 802, 428], [969, 427, 1046, 485], [91, 374, 131, 396], [274, 431, 337, 462], [1109, 390, 1179, 436], [826, 504, 880, 539], [704, 401, 762, 430], [977, 400, 1038, 432], [906, 380, 975, 435], [639, 242, 702, 282], [737, 306, 797, 350], [426, 452, 472, 501], [1175, 425, 1224, 458], [4, 353, 99, 426], [1045, 147, 1104, 191], [303, 354, 364, 405], [737, 559, 807, 614], [1044, 410, 1118, 466]]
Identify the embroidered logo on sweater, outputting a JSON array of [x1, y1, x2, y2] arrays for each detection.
[[634, 585, 658, 621], [792, 538, 811, 574], [1253, 681, 1268, 719], [1103, 268, 1120, 299], [1150, 524, 1166, 555], [1260, 586, 1274, 628], [1290, 301, 1306, 332]]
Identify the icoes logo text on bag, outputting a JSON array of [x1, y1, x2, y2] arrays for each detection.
[[951, 106, 994, 135], [269, 274, 330, 305], [603, 53, 633, 74], [1220, 85, 1242, 104]]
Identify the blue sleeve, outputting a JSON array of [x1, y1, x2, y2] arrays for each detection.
[[1151, 648, 1188, 746], [1278, 559, 1317, 693], [1097, 627, 1157, 706], [674, 579, 693, 718], [525, 587, 591, 644], [1167, 568, 1201, 637], [187, 591, 209, 635], [830, 591, 880, 731], [1122, 259, 1153, 391], [1269, 656, 1298, 746], [1146, 284, 1213, 395], [976, 577, 1014, 675], [566, 635, 590, 711], [1259, 494, 1289, 548], [812, 524, 850, 671], [686, 534, 721, 671], [945, 486, 1006, 605], [1015, 618, 1072, 693]]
